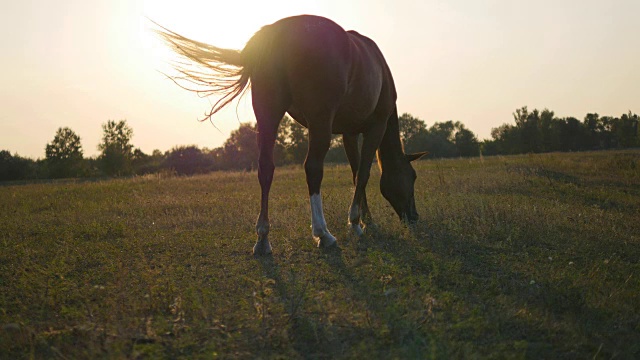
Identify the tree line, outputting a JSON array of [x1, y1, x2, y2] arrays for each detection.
[[1, 107, 638, 181], [483, 107, 639, 155]]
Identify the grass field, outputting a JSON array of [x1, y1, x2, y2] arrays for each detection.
[[1, 150, 639, 359]]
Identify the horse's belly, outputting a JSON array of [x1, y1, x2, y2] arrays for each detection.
[[287, 103, 370, 133], [331, 107, 373, 133], [330, 83, 385, 133], [288, 100, 382, 134]]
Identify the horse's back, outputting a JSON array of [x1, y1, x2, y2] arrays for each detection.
[[250, 15, 396, 132], [273, 16, 353, 110]]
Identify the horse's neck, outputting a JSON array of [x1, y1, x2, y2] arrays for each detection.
[[377, 110, 405, 171]]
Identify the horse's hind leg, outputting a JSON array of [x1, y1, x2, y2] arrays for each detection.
[[252, 85, 287, 255], [305, 114, 337, 248]]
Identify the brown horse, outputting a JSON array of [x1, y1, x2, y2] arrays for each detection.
[[156, 15, 427, 255]]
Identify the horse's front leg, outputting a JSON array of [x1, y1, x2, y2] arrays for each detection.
[[344, 134, 372, 236], [348, 123, 387, 236], [305, 122, 336, 248]]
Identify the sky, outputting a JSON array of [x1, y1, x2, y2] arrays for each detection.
[[1, 0, 638, 159]]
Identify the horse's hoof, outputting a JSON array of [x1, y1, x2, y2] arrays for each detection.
[[362, 214, 373, 224], [350, 223, 364, 237], [253, 240, 272, 256], [314, 232, 337, 248]]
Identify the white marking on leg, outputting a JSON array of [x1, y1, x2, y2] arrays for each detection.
[[310, 193, 336, 247], [310, 193, 327, 236]]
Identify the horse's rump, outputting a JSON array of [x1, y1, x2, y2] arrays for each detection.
[[154, 16, 395, 128]]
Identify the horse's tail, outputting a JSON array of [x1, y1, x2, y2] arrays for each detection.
[[153, 23, 273, 120]]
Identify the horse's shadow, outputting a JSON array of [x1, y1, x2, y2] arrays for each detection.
[[254, 232, 414, 357], [256, 251, 350, 357], [255, 216, 628, 358]]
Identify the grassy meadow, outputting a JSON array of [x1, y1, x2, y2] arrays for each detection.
[[1, 150, 639, 359]]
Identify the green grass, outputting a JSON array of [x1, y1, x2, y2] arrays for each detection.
[[1, 150, 639, 359]]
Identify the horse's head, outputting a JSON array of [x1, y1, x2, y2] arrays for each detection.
[[380, 151, 428, 223]]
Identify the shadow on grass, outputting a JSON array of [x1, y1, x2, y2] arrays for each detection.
[[250, 216, 639, 358], [499, 163, 640, 214], [256, 253, 350, 358], [397, 221, 640, 358], [255, 244, 432, 358]]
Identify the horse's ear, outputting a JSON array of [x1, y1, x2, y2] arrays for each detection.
[[405, 151, 428, 162]]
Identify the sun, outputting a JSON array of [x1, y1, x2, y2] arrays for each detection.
[[139, 0, 326, 79], [140, 0, 325, 51], [137, 0, 328, 123]]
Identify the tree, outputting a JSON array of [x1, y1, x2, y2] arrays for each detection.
[[425, 121, 458, 157], [513, 106, 529, 127], [558, 117, 583, 151], [614, 112, 640, 148], [539, 109, 557, 152], [453, 124, 480, 157], [0, 150, 36, 181], [45, 127, 84, 178], [599, 116, 616, 148], [518, 108, 542, 153], [222, 123, 259, 170], [164, 145, 214, 175], [275, 115, 297, 165], [583, 113, 601, 149], [284, 116, 309, 164], [325, 135, 349, 163], [98, 120, 134, 176], [488, 123, 521, 154], [398, 113, 429, 154], [398, 113, 427, 144], [132, 148, 165, 175], [398, 114, 480, 158]]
